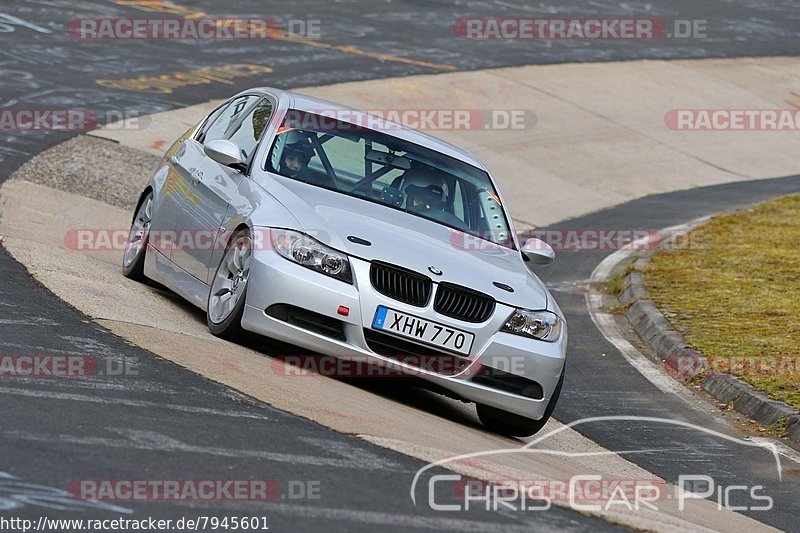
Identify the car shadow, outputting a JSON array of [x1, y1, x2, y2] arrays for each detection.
[[143, 281, 487, 432]]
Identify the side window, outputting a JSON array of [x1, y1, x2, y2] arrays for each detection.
[[227, 99, 274, 161], [308, 135, 361, 181], [195, 103, 227, 143], [200, 95, 258, 144]]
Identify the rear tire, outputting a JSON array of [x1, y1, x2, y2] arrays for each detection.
[[207, 229, 253, 340], [122, 191, 153, 282], [477, 369, 564, 438]]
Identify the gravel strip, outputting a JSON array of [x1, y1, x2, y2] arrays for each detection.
[[10, 135, 160, 210]]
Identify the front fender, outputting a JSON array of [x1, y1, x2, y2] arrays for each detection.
[[208, 177, 300, 275]]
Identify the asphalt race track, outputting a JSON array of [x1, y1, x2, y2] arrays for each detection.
[[1, 1, 799, 531], [0, 251, 617, 532]]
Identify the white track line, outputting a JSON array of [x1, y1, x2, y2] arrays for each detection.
[[585, 292, 689, 398], [586, 220, 701, 398]]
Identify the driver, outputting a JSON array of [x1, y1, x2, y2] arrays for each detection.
[[400, 167, 449, 214], [279, 137, 315, 180]]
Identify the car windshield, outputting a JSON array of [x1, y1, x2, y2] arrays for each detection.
[[265, 110, 515, 249]]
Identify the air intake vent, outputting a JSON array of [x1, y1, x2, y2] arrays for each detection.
[[471, 366, 544, 399], [265, 304, 346, 342], [364, 329, 469, 376], [369, 261, 432, 307], [434, 283, 495, 323]]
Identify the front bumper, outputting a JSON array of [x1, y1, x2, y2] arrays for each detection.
[[241, 244, 566, 420]]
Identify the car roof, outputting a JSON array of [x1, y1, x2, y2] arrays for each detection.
[[244, 87, 489, 172]]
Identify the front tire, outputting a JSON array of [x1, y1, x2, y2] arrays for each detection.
[[207, 229, 253, 339], [122, 191, 153, 282], [477, 369, 564, 438]]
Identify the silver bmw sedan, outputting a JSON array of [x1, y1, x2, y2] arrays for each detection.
[[123, 88, 567, 437]]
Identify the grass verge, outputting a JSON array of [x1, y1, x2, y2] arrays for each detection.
[[645, 193, 800, 410]]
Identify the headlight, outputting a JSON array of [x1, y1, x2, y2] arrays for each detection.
[[271, 229, 353, 283], [501, 309, 562, 342]]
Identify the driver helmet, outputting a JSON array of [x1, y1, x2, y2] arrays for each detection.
[[400, 166, 448, 213], [280, 131, 314, 175]]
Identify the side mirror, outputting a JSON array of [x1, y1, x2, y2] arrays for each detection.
[[204, 139, 246, 169], [521, 238, 555, 265]]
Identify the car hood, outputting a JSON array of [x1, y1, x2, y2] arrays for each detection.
[[262, 177, 549, 309]]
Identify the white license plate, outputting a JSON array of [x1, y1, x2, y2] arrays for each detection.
[[372, 306, 474, 356]]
